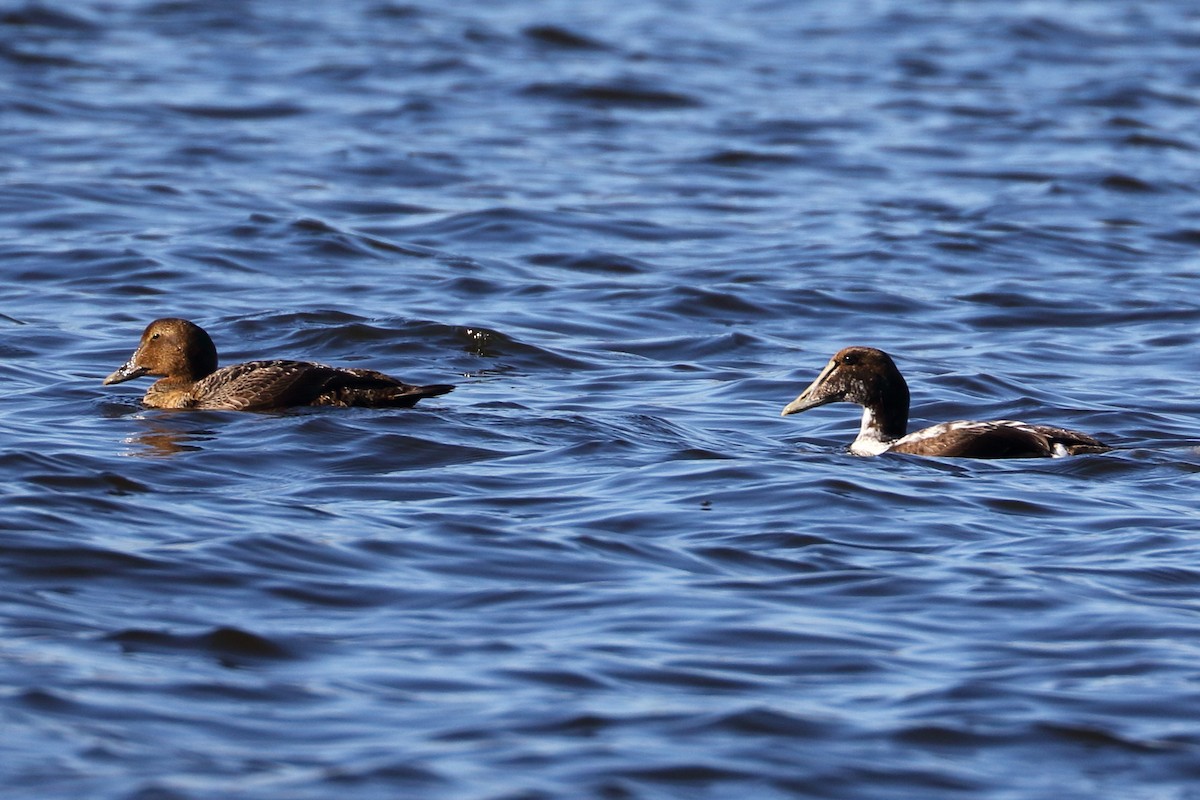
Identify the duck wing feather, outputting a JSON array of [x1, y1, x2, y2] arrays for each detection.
[[889, 420, 1109, 459]]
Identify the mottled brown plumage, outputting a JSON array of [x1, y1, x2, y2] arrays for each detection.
[[104, 318, 453, 411], [781, 346, 1109, 458]]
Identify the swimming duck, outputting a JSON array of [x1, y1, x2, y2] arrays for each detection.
[[781, 346, 1108, 458], [104, 318, 454, 411]]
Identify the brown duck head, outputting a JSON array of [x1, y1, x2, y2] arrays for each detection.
[[103, 318, 220, 385]]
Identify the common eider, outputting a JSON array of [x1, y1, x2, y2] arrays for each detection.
[[781, 346, 1108, 458], [104, 318, 453, 411]]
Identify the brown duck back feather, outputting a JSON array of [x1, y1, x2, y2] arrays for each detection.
[[188, 361, 454, 411]]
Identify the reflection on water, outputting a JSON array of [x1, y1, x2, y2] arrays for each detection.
[[120, 416, 219, 457]]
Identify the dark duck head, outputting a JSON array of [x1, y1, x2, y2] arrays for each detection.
[[781, 346, 1109, 459], [104, 318, 454, 411]]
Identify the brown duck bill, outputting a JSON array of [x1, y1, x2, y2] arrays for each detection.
[[103, 360, 149, 385]]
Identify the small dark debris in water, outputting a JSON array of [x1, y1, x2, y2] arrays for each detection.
[[166, 102, 306, 120], [0, 45, 81, 67], [1100, 173, 1158, 193], [895, 56, 942, 77], [0, 7, 96, 30], [204, 626, 291, 661], [526, 251, 647, 275], [701, 149, 799, 167], [292, 217, 339, 233], [524, 81, 702, 109], [106, 626, 292, 665], [1106, 115, 1149, 128], [368, 4, 421, 19], [1121, 133, 1196, 151], [17, 688, 78, 712], [523, 24, 607, 50], [1156, 229, 1200, 246]]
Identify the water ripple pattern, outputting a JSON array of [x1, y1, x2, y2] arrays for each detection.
[[3, 1, 1200, 798]]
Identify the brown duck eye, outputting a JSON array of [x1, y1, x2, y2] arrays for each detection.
[[150, 333, 160, 340], [841, 353, 857, 365]]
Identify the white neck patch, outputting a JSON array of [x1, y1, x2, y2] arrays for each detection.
[[849, 407, 895, 456]]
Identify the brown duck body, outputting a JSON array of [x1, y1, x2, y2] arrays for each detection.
[[781, 346, 1109, 459], [104, 318, 454, 411]]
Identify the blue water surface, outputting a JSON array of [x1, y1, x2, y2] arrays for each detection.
[[3, 1, 1200, 798]]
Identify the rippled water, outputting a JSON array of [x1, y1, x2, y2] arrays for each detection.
[[5, 1, 1200, 798]]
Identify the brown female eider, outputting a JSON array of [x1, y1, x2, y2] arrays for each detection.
[[104, 318, 453, 411], [781, 346, 1108, 458]]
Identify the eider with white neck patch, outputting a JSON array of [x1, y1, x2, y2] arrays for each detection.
[[781, 346, 1109, 458]]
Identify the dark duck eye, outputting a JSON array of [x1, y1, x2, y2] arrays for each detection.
[[840, 352, 857, 366]]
